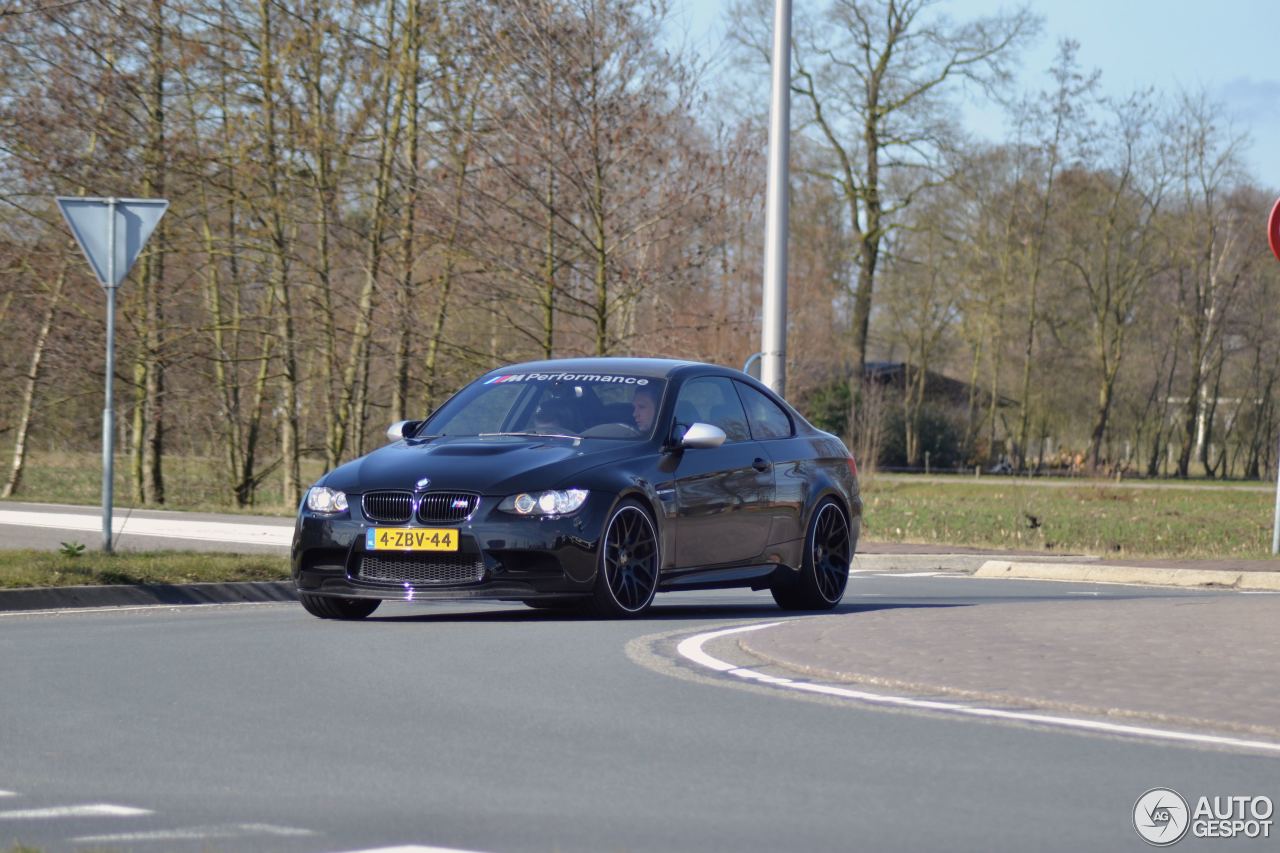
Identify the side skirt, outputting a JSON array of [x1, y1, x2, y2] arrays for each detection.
[[658, 563, 797, 593]]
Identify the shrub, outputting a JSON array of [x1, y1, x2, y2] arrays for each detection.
[[880, 403, 967, 470]]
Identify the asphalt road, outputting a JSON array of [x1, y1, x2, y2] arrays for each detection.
[[2, 575, 1275, 853]]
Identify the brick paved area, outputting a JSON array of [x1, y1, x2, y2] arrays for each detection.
[[860, 539, 1280, 572], [742, 595, 1280, 737]]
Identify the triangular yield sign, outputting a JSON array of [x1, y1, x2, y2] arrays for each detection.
[[56, 197, 169, 288]]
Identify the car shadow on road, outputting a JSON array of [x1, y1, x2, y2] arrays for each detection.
[[362, 598, 970, 624]]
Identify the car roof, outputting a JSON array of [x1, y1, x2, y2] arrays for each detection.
[[479, 356, 812, 430], [490, 357, 719, 380]]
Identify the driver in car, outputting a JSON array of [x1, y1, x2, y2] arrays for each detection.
[[632, 386, 657, 433]]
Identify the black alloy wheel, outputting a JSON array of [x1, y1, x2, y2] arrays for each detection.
[[592, 500, 660, 617], [299, 592, 381, 620], [772, 499, 851, 611]]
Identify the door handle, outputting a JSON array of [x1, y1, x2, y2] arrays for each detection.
[[752, 457, 771, 472]]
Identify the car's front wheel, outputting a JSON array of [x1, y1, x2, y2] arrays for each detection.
[[591, 499, 660, 617], [299, 592, 381, 620], [771, 499, 851, 611]]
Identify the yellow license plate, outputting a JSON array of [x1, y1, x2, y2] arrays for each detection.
[[366, 528, 459, 551]]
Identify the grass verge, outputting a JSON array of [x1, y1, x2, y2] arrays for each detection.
[[6, 456, 1279, 562], [861, 475, 1279, 559], [2, 450, 324, 515], [0, 550, 289, 589]]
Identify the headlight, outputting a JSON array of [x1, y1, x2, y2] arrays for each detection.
[[499, 489, 588, 516], [306, 486, 348, 513]]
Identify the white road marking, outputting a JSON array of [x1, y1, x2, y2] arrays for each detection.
[[0, 804, 152, 819], [676, 622, 780, 670], [0, 509, 292, 547], [875, 572, 941, 577], [331, 846, 493, 853], [678, 622, 1280, 756], [74, 823, 315, 843], [0, 791, 15, 797]]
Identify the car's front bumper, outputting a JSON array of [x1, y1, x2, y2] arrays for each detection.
[[291, 496, 607, 603]]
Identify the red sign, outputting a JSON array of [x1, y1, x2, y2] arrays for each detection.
[[1270, 198, 1280, 262]]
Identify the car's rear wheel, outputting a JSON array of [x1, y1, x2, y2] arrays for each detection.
[[771, 499, 850, 611], [299, 592, 381, 620], [591, 500, 660, 617]]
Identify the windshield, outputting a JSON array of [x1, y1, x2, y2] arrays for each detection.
[[422, 371, 667, 441]]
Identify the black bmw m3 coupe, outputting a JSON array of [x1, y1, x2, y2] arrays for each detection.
[[291, 358, 861, 618]]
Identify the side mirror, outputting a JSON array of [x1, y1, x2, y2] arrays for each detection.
[[386, 420, 420, 442], [680, 422, 726, 450]]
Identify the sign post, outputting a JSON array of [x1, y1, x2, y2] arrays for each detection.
[[1268, 199, 1280, 555], [56, 197, 168, 553]]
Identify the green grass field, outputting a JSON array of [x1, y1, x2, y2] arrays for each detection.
[[3, 451, 321, 515], [861, 475, 1278, 559], [0, 549, 289, 589]]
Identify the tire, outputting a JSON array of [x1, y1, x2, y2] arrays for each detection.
[[299, 592, 381, 620], [590, 499, 661, 617], [771, 499, 851, 611]]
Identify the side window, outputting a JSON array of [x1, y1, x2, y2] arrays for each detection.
[[674, 377, 750, 442], [734, 381, 793, 439]]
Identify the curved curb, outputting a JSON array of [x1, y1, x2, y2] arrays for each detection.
[[677, 622, 1280, 756], [0, 581, 297, 612], [974, 560, 1280, 591]]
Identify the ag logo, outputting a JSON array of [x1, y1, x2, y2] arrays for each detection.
[[1134, 788, 1190, 846]]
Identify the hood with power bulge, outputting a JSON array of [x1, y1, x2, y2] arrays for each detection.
[[318, 435, 645, 495]]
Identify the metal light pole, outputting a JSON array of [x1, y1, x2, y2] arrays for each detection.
[[760, 0, 791, 397], [1273, 430, 1280, 556], [1269, 198, 1280, 555]]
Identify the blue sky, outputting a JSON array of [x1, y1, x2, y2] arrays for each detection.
[[670, 0, 1280, 191]]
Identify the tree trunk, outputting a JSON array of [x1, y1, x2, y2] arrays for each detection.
[[130, 0, 168, 504], [589, 47, 609, 357], [255, 0, 301, 506], [1176, 340, 1204, 478], [328, 0, 405, 467], [850, 135, 880, 376], [1087, 372, 1118, 471], [3, 264, 67, 498], [422, 70, 479, 412]]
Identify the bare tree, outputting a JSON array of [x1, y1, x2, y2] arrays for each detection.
[[882, 193, 960, 466], [476, 0, 716, 358], [3, 259, 68, 497], [1167, 91, 1249, 477], [1056, 93, 1171, 470], [126, 0, 171, 504], [1009, 40, 1097, 470], [734, 0, 1037, 374]]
